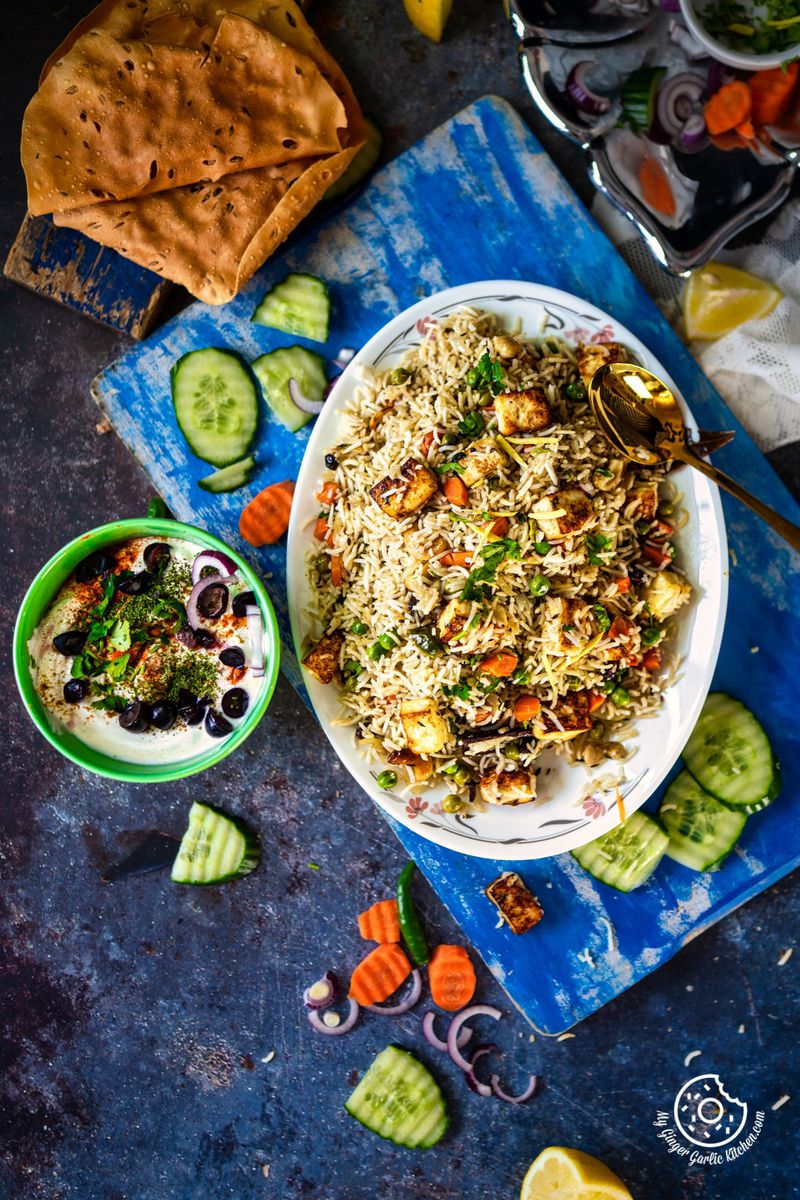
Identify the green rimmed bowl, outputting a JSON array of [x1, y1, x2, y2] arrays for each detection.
[[13, 518, 280, 783]]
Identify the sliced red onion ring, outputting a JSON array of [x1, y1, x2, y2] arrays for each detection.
[[307, 997, 359, 1036], [186, 572, 234, 628], [490, 1072, 538, 1105], [421, 1010, 473, 1053], [679, 112, 707, 151], [465, 1043, 498, 1098], [365, 969, 422, 1014], [565, 62, 611, 116], [191, 549, 237, 585], [303, 971, 338, 1010], [245, 604, 265, 678], [446, 1004, 502, 1074], [333, 347, 356, 370], [288, 377, 325, 416], [656, 72, 706, 141]]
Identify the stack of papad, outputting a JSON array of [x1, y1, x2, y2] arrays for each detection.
[[22, 0, 365, 304]]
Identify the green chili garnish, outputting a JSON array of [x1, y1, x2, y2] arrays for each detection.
[[396, 862, 430, 965]]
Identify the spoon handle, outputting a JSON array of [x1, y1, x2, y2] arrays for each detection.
[[672, 444, 800, 555]]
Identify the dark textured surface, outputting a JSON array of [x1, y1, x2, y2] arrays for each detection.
[[1, 4, 798, 1199]]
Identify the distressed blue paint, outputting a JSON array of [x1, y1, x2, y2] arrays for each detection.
[[4, 215, 170, 338], [95, 97, 800, 1034]]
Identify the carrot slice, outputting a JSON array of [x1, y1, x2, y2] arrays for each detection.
[[642, 648, 661, 672], [489, 516, 510, 538], [349, 942, 411, 1005], [239, 480, 294, 547], [443, 474, 469, 507], [330, 555, 345, 587], [428, 944, 476, 1012], [439, 550, 473, 567], [317, 481, 339, 504], [514, 695, 541, 723], [586, 691, 606, 714], [419, 430, 436, 457], [357, 899, 401, 945], [615, 576, 631, 594], [704, 81, 751, 135], [750, 62, 799, 127], [638, 155, 676, 219], [314, 517, 333, 545], [479, 651, 519, 678], [642, 543, 672, 567]]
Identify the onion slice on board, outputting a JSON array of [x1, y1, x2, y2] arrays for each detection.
[[490, 1072, 539, 1105], [307, 998, 359, 1036], [288, 377, 325, 416], [303, 971, 338, 1010], [421, 1010, 472, 1053], [446, 1005, 502, 1073], [464, 1043, 498, 1098]]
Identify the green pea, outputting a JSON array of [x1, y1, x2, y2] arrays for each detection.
[[378, 631, 399, 651], [588, 721, 606, 742], [344, 675, 360, 692], [376, 770, 398, 789], [659, 500, 675, 517], [442, 793, 465, 814], [367, 642, 385, 661], [534, 539, 551, 556], [565, 381, 587, 401], [611, 686, 631, 707], [391, 368, 410, 385], [452, 764, 472, 787], [442, 431, 459, 446], [529, 574, 551, 597], [343, 658, 362, 677], [350, 620, 368, 635], [641, 626, 662, 646], [467, 367, 480, 388], [635, 520, 652, 536], [602, 679, 617, 694], [504, 742, 522, 762]]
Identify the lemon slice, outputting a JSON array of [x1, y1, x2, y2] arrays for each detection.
[[403, 0, 453, 42], [520, 1146, 634, 1200], [683, 262, 782, 341]]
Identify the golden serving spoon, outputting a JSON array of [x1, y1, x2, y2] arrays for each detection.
[[588, 362, 800, 555]]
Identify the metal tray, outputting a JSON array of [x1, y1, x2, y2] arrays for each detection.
[[509, 0, 797, 273]]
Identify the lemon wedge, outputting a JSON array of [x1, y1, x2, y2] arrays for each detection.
[[403, 0, 453, 42], [520, 1146, 634, 1200], [683, 262, 782, 341]]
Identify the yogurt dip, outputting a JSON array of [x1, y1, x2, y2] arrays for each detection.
[[28, 536, 266, 765]]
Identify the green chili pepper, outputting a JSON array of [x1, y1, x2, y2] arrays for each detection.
[[376, 769, 398, 789], [146, 496, 169, 519], [396, 862, 430, 965], [409, 627, 443, 656]]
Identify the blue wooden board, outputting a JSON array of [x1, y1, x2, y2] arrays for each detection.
[[94, 96, 800, 1034]]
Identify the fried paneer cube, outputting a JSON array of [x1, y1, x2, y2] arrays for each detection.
[[485, 871, 544, 934], [459, 437, 508, 487], [494, 387, 551, 436], [533, 486, 594, 542], [644, 569, 692, 621], [576, 341, 628, 389], [399, 698, 449, 755], [626, 481, 659, 521], [370, 458, 438, 519], [302, 630, 344, 684], [437, 598, 471, 644], [479, 768, 537, 807], [533, 693, 594, 743]]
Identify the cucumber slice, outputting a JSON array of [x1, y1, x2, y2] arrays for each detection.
[[252, 346, 327, 433], [683, 693, 781, 813], [252, 273, 330, 342], [171, 802, 261, 885], [660, 770, 747, 871], [621, 66, 665, 134], [325, 116, 383, 202], [345, 1045, 448, 1150], [172, 348, 258, 468], [198, 454, 256, 494], [571, 811, 668, 892]]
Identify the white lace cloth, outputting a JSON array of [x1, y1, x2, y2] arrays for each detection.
[[591, 193, 800, 452]]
